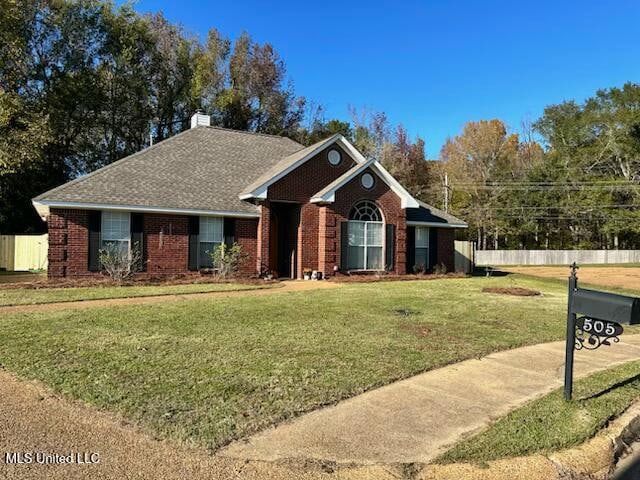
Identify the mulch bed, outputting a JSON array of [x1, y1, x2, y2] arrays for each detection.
[[0, 273, 271, 291], [482, 287, 541, 297]]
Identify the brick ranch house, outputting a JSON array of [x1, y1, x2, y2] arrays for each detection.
[[33, 113, 467, 279]]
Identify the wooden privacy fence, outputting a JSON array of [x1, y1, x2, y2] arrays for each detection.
[[475, 249, 640, 266], [0, 235, 48, 271], [454, 241, 474, 273]]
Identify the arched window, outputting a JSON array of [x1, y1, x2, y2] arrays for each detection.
[[349, 200, 382, 222], [347, 201, 384, 270]]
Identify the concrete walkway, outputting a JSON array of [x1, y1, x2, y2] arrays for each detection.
[[221, 335, 640, 465], [0, 280, 339, 315]]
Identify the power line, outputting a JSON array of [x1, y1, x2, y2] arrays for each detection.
[[453, 181, 638, 186], [483, 204, 640, 210], [453, 185, 640, 191]]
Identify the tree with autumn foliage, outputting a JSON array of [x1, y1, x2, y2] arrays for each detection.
[[0, 1, 306, 233], [440, 119, 543, 249]]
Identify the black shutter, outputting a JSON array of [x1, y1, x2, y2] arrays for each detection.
[[406, 226, 415, 274], [340, 221, 349, 272], [224, 218, 235, 247], [385, 224, 395, 271], [131, 213, 145, 272], [88, 210, 101, 272], [429, 228, 438, 271], [188, 216, 199, 271]]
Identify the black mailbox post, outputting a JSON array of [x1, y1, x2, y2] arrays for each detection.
[[564, 263, 640, 400]]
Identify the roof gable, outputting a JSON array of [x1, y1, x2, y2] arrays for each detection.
[[239, 135, 367, 200], [310, 159, 419, 209], [239, 135, 419, 208]]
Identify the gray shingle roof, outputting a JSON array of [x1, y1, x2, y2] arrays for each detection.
[[34, 126, 304, 215], [406, 200, 468, 227]]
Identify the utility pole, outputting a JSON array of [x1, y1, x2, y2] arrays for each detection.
[[444, 173, 449, 213]]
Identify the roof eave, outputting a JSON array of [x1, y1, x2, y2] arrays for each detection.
[[32, 200, 261, 219], [407, 220, 468, 229], [373, 162, 419, 209], [32, 200, 49, 220]]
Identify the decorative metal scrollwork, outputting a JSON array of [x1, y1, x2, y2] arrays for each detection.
[[574, 317, 623, 351]]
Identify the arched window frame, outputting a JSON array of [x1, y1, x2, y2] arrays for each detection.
[[347, 201, 385, 270]]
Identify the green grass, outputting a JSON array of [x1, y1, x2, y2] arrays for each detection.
[[0, 282, 277, 306], [0, 275, 592, 450], [438, 360, 640, 464]]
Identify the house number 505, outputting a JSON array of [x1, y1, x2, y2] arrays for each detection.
[[582, 318, 616, 336]]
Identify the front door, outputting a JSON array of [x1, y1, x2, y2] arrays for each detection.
[[270, 203, 300, 278]]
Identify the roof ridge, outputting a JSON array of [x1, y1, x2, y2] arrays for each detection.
[[203, 125, 304, 145], [33, 128, 198, 201]]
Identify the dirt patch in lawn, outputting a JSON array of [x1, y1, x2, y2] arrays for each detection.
[[483, 286, 541, 297], [398, 322, 431, 337], [501, 266, 640, 292]]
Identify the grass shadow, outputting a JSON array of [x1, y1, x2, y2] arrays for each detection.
[[471, 267, 510, 277], [578, 372, 640, 402]]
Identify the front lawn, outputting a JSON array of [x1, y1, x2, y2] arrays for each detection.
[[0, 281, 278, 306], [438, 360, 640, 464], [0, 276, 570, 450]]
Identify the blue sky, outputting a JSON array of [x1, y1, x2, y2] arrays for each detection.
[[130, 0, 640, 158]]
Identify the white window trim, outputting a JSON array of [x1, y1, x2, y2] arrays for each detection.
[[198, 216, 224, 268], [101, 210, 131, 255], [347, 220, 385, 271]]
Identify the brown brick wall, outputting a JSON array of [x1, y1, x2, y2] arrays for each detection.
[[436, 228, 455, 272], [48, 208, 95, 278], [235, 218, 259, 275], [47, 209, 259, 278], [144, 214, 189, 274], [256, 202, 271, 274]]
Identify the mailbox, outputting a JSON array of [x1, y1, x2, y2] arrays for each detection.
[[571, 288, 640, 325]]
